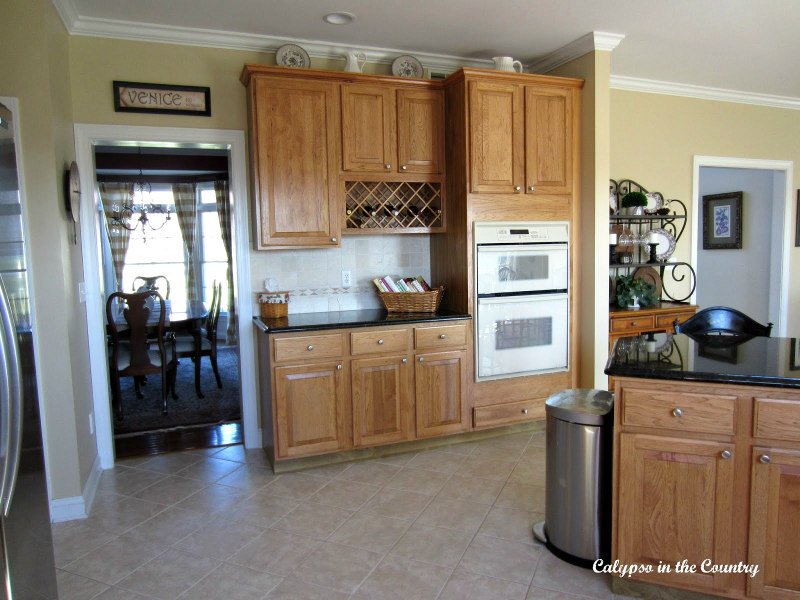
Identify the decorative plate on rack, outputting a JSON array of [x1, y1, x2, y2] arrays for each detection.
[[633, 266, 662, 297], [644, 192, 663, 214], [276, 44, 310, 68], [649, 228, 676, 261], [392, 55, 423, 78], [609, 193, 618, 215]]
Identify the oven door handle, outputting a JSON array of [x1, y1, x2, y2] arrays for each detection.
[[477, 293, 569, 304], [476, 243, 568, 253]]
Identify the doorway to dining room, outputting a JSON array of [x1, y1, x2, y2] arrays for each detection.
[[75, 124, 256, 468]]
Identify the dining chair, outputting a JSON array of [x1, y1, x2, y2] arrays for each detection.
[[106, 290, 178, 419], [674, 306, 773, 337], [174, 281, 223, 398], [132, 275, 171, 299]]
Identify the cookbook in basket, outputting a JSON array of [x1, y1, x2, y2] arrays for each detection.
[[378, 286, 444, 313]]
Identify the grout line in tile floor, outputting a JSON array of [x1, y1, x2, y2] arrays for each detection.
[[53, 431, 612, 600]]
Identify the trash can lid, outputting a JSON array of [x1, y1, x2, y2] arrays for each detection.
[[545, 388, 614, 426]]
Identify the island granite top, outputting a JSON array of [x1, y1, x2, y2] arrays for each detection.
[[605, 332, 800, 389], [253, 308, 471, 334]]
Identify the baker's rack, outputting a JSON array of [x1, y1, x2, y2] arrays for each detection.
[[610, 178, 696, 302]]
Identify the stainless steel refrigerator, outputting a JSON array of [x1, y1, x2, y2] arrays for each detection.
[[0, 101, 58, 599]]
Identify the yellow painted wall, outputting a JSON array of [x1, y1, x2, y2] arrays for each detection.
[[610, 90, 800, 336], [0, 0, 92, 500]]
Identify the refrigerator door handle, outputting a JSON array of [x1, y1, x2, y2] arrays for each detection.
[[0, 279, 22, 517]]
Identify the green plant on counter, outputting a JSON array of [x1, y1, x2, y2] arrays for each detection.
[[620, 191, 648, 208], [615, 274, 658, 308]]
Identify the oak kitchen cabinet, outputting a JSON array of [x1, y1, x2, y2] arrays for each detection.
[[611, 372, 800, 600], [256, 316, 470, 465]]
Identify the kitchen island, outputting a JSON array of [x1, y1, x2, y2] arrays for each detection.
[[254, 309, 476, 470], [605, 332, 800, 600]]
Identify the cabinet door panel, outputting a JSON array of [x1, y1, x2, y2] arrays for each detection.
[[524, 86, 572, 194], [748, 447, 800, 600], [341, 84, 396, 172], [415, 350, 467, 438], [352, 356, 413, 447], [253, 78, 340, 247], [397, 88, 444, 174], [617, 433, 736, 592], [274, 362, 347, 458], [469, 81, 523, 194]]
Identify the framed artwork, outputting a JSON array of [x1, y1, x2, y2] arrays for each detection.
[[703, 191, 743, 249], [113, 81, 211, 116]]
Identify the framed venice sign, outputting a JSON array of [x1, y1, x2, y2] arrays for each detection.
[[702, 191, 743, 250], [113, 81, 211, 116]]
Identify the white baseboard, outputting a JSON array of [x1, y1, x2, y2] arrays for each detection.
[[49, 453, 103, 523]]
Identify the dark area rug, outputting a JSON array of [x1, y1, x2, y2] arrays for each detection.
[[114, 346, 241, 436]]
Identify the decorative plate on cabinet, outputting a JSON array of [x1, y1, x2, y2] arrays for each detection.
[[644, 192, 664, 214], [392, 55, 423, 78], [649, 228, 676, 261], [609, 192, 618, 214], [276, 44, 310, 68], [633, 266, 662, 297]]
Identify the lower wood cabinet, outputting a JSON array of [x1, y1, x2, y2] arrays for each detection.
[[273, 361, 348, 458], [613, 378, 800, 600], [260, 319, 470, 461], [351, 355, 413, 447], [415, 350, 468, 438]]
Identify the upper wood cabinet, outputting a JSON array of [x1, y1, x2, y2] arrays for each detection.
[[342, 83, 444, 176], [467, 77, 577, 195], [247, 75, 341, 249]]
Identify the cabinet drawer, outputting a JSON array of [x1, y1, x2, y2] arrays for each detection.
[[621, 387, 736, 435], [415, 323, 468, 350], [611, 316, 654, 333], [474, 399, 545, 429], [655, 312, 692, 330], [274, 333, 344, 362], [754, 398, 800, 441], [351, 328, 409, 355]]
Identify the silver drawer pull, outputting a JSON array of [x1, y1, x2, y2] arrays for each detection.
[[522, 409, 528, 414], [378, 339, 384, 345], [419, 357, 424, 362], [401, 358, 407, 363], [401, 165, 407, 170], [529, 186, 535, 191], [760, 454, 771, 464], [514, 186, 521, 191], [307, 345, 313, 351], [439, 334, 446, 339], [672, 408, 683, 417], [721, 450, 731, 459], [331, 237, 337, 243], [631, 321, 637, 326], [385, 164, 391, 169], [337, 364, 342, 370]]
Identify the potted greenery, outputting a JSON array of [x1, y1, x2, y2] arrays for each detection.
[[615, 274, 658, 309], [620, 191, 647, 215]]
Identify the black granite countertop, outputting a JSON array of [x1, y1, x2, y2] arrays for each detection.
[[605, 332, 800, 388], [253, 308, 471, 334]]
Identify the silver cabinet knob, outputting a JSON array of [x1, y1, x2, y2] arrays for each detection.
[[385, 164, 391, 169], [336, 364, 342, 370], [331, 237, 337, 242], [419, 357, 424, 362], [307, 345, 313, 351], [631, 322, 637, 326], [401, 165, 407, 170], [439, 334, 446, 339], [514, 186, 521, 191], [721, 450, 732, 459], [523, 409, 529, 414], [760, 454, 771, 464], [672, 408, 683, 417], [378, 339, 384, 345], [529, 186, 535, 191], [401, 358, 407, 363]]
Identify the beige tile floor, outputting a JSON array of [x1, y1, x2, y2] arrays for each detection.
[[53, 431, 616, 600]]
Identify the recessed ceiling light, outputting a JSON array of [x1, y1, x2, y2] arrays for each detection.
[[323, 12, 356, 25]]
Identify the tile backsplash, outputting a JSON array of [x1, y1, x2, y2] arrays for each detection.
[[250, 235, 431, 314]]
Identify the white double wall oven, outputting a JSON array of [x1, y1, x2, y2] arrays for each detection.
[[474, 221, 570, 381]]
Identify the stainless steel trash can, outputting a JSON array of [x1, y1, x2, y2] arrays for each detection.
[[541, 388, 613, 566]]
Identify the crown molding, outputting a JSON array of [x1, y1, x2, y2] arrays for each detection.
[[51, 0, 79, 31], [527, 31, 625, 74], [610, 75, 800, 110], [61, 12, 493, 75]]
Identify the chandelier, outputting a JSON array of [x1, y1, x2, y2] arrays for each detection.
[[109, 147, 172, 240]]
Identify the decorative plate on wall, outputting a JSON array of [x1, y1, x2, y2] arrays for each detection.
[[392, 55, 423, 78], [276, 44, 310, 68]]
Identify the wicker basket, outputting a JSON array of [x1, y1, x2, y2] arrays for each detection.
[[378, 286, 444, 313], [260, 302, 288, 318]]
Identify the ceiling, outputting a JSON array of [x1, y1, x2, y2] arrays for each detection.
[[56, 0, 800, 104]]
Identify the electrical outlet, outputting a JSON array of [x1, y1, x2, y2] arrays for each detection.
[[341, 270, 352, 288]]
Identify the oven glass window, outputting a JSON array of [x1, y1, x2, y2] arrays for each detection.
[[495, 317, 552, 350], [498, 255, 548, 282]]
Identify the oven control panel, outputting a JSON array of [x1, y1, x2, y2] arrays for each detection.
[[474, 221, 569, 245]]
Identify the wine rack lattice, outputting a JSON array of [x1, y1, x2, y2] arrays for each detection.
[[344, 181, 442, 230]]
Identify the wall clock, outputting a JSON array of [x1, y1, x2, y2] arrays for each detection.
[[65, 161, 80, 244]]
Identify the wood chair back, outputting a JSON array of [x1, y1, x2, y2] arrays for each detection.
[[106, 290, 168, 376], [674, 306, 773, 337]]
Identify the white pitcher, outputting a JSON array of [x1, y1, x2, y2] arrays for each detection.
[[492, 56, 523, 73], [344, 50, 367, 73]]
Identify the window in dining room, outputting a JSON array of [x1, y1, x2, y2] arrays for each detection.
[[196, 183, 229, 312]]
